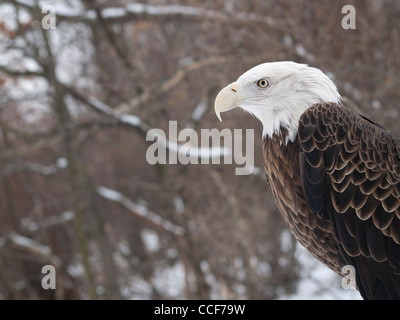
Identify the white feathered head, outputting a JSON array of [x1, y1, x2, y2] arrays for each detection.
[[215, 61, 341, 143]]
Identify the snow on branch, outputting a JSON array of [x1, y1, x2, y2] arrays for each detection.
[[10, 0, 277, 27], [67, 87, 231, 161], [21, 211, 74, 232], [0, 233, 61, 266], [190, 99, 208, 124], [0, 65, 44, 78], [87, 97, 149, 131], [8, 233, 51, 255], [97, 186, 185, 236], [3, 158, 68, 176]]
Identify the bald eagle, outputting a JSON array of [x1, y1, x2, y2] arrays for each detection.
[[214, 61, 400, 300]]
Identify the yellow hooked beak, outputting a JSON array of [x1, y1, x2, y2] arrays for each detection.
[[214, 82, 240, 122]]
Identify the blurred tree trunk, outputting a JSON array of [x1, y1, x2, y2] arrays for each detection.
[[37, 9, 98, 299]]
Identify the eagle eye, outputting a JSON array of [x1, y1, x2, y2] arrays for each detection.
[[256, 79, 270, 88]]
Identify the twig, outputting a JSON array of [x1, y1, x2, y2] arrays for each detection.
[[3, 158, 68, 176], [0, 65, 44, 77], [97, 185, 185, 237], [0, 133, 63, 159]]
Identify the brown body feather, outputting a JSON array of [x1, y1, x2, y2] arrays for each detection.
[[263, 130, 346, 273], [264, 102, 400, 299]]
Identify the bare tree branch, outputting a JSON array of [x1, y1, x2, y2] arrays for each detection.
[[0, 65, 44, 77], [10, 0, 280, 27], [97, 185, 185, 237], [21, 211, 74, 233], [3, 158, 68, 177], [0, 133, 63, 159], [64, 85, 231, 161]]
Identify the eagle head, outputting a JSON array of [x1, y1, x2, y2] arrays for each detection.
[[214, 61, 341, 143]]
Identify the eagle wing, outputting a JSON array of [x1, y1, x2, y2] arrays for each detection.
[[298, 102, 400, 300]]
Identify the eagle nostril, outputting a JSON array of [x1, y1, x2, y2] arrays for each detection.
[[231, 88, 237, 93]]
